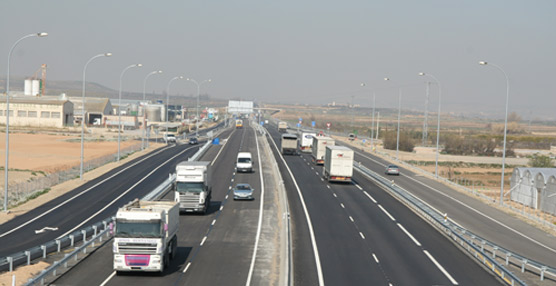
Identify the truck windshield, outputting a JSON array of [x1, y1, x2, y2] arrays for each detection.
[[176, 182, 204, 193], [116, 220, 162, 238], [238, 158, 251, 163]]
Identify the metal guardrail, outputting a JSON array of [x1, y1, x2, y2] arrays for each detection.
[[354, 163, 528, 286], [2, 126, 225, 284]]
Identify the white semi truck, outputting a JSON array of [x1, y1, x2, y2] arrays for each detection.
[[174, 161, 212, 214], [281, 133, 298, 155], [113, 200, 179, 273], [312, 136, 335, 165], [299, 132, 316, 153], [323, 145, 354, 183]]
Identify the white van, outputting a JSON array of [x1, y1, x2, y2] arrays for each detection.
[[236, 152, 253, 173]]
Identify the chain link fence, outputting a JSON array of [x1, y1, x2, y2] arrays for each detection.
[[0, 143, 142, 209]]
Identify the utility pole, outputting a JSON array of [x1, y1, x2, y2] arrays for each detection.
[[423, 81, 430, 146]]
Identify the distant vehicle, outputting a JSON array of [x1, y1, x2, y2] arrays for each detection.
[[385, 164, 400, 176], [189, 137, 198, 145], [165, 134, 176, 144], [278, 121, 288, 133], [264, 120, 269, 124], [233, 183, 255, 200], [348, 133, 357, 141], [237, 152, 253, 173], [312, 136, 335, 165], [300, 132, 316, 152], [281, 133, 298, 155], [236, 119, 243, 128], [324, 146, 354, 183], [113, 200, 179, 273], [174, 161, 212, 213]]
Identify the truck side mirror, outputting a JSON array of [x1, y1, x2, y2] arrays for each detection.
[[164, 224, 168, 232]]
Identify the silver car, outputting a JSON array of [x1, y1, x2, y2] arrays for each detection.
[[385, 164, 400, 175], [233, 183, 254, 200]]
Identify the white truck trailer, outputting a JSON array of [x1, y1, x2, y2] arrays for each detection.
[[323, 145, 354, 183], [174, 161, 212, 214], [278, 121, 288, 133], [113, 200, 179, 273], [312, 136, 335, 165], [281, 133, 298, 155], [299, 132, 316, 153]]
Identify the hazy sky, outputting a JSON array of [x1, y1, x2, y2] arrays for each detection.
[[1, 0, 555, 119]]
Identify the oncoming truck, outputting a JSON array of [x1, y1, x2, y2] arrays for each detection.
[[278, 121, 288, 133], [312, 136, 335, 165], [236, 119, 243, 129], [281, 133, 298, 155], [323, 145, 354, 183], [174, 161, 212, 214], [113, 200, 179, 273]]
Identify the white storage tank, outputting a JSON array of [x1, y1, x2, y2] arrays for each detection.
[[32, 79, 41, 96], [146, 105, 162, 122]]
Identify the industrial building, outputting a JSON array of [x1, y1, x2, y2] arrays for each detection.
[[0, 94, 74, 128]]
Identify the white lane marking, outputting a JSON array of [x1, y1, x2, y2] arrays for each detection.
[[315, 172, 319, 176], [0, 146, 175, 238], [372, 253, 379, 263], [220, 205, 224, 211], [231, 178, 234, 182], [397, 223, 421, 247], [99, 271, 116, 286], [246, 123, 267, 286], [333, 193, 337, 198], [229, 186, 232, 190], [349, 216, 354, 222], [225, 195, 229, 199], [363, 191, 377, 203], [355, 184, 363, 190], [182, 262, 192, 273], [58, 147, 195, 238], [34, 227, 58, 234], [340, 203, 345, 209], [326, 185, 331, 189], [211, 219, 216, 226], [321, 178, 324, 181], [311, 167, 315, 170], [378, 205, 396, 221], [353, 149, 556, 255], [266, 129, 325, 286], [423, 250, 459, 285], [200, 236, 207, 246], [359, 232, 366, 239]]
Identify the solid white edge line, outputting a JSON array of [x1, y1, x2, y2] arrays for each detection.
[[363, 191, 377, 204], [353, 149, 556, 255], [200, 236, 207, 246], [378, 205, 396, 221], [58, 146, 196, 238], [182, 262, 192, 273], [423, 250, 459, 285], [266, 127, 325, 286], [99, 271, 116, 286], [397, 223, 421, 247], [1, 145, 175, 238], [245, 124, 266, 286]]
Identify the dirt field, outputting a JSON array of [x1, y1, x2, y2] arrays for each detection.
[[0, 132, 139, 187]]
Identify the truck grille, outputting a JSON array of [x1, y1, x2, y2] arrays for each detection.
[[180, 193, 201, 207], [118, 243, 157, 255]]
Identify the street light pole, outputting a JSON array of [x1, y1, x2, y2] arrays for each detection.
[[117, 64, 142, 161], [166, 76, 184, 137], [186, 78, 212, 137], [80, 53, 112, 180], [480, 61, 510, 206], [142, 70, 162, 150], [396, 87, 402, 160], [3, 32, 48, 212], [419, 72, 442, 178]]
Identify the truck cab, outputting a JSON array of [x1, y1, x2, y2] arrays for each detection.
[[236, 152, 253, 173], [174, 161, 212, 214]]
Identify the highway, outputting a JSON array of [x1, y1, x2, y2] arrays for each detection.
[[53, 121, 287, 285], [265, 126, 500, 285]]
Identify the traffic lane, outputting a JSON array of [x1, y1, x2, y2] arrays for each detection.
[[56, 130, 236, 285], [341, 172, 501, 285], [180, 125, 263, 285], [351, 149, 556, 267], [285, 154, 389, 285], [0, 145, 200, 257], [265, 128, 320, 285]]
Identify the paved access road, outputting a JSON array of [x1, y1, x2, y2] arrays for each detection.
[[266, 126, 501, 285], [54, 121, 287, 286]]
